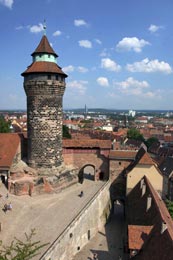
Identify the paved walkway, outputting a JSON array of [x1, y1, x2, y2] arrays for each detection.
[[0, 179, 105, 259], [72, 202, 126, 260]]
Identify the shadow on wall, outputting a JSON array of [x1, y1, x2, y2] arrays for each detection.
[[88, 202, 125, 260], [78, 164, 95, 183]]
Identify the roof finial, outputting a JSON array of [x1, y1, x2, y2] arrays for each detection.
[[43, 19, 46, 35]]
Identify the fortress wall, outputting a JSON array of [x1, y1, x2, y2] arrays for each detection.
[[40, 181, 111, 260], [63, 151, 109, 179]]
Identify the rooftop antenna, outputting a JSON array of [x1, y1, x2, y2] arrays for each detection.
[[43, 19, 46, 35]]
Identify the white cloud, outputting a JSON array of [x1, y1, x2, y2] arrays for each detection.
[[62, 65, 88, 73], [0, 0, 13, 9], [95, 39, 102, 45], [126, 58, 172, 74], [115, 77, 149, 90], [67, 80, 88, 95], [74, 19, 88, 27], [62, 65, 75, 73], [101, 58, 121, 72], [15, 25, 23, 30], [77, 66, 88, 73], [100, 48, 110, 57], [97, 77, 109, 87], [79, 40, 92, 48], [116, 37, 150, 53], [148, 24, 163, 33], [115, 77, 151, 97], [144, 91, 155, 98], [30, 23, 44, 33], [53, 30, 62, 36]]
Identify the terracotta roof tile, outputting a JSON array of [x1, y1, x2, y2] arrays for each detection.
[[138, 152, 154, 165], [109, 150, 137, 159], [21, 61, 67, 77], [128, 225, 153, 250], [32, 35, 58, 57], [63, 139, 111, 149], [0, 133, 20, 169]]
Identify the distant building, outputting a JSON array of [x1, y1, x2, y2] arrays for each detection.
[[128, 110, 136, 117], [102, 123, 113, 131]]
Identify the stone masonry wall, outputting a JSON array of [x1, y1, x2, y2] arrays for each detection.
[[24, 79, 65, 168], [63, 149, 109, 179], [40, 181, 111, 260]]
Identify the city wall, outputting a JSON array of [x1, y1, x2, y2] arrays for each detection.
[[63, 149, 109, 180], [40, 180, 111, 260]]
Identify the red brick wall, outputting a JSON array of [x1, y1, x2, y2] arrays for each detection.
[[109, 159, 132, 181], [63, 148, 109, 180]]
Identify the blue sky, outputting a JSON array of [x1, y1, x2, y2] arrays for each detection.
[[0, 0, 173, 110]]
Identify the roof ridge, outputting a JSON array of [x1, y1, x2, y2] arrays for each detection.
[[144, 176, 173, 240]]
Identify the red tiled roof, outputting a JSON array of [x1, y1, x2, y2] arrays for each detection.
[[21, 61, 67, 77], [132, 177, 173, 260], [0, 133, 20, 169], [144, 176, 173, 240], [128, 225, 153, 250], [63, 139, 112, 149], [137, 151, 154, 165], [32, 35, 58, 57], [109, 150, 137, 159]]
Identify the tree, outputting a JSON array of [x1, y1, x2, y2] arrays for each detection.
[[145, 137, 159, 149], [0, 229, 48, 260], [0, 117, 10, 133], [165, 200, 173, 219], [127, 128, 144, 142], [63, 125, 71, 139]]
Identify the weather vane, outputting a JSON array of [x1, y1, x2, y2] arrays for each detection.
[[43, 19, 46, 35]]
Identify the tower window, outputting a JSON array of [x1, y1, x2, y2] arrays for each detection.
[[56, 75, 59, 80], [48, 54, 50, 58], [48, 75, 51, 80]]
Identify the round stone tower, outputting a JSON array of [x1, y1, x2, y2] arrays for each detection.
[[21, 34, 67, 170]]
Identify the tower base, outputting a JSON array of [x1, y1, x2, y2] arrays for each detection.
[[8, 161, 79, 196]]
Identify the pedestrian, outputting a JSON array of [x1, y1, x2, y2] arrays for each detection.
[[93, 253, 98, 260], [6, 193, 8, 199], [8, 202, 12, 211], [80, 191, 84, 197]]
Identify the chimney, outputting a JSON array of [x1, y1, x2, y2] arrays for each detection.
[[161, 221, 167, 234], [140, 178, 144, 189], [146, 194, 152, 211], [142, 183, 146, 197]]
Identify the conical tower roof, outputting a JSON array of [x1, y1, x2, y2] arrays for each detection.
[[21, 34, 67, 77], [31, 35, 58, 57]]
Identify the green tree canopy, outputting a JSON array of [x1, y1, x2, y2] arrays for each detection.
[[0, 229, 48, 260], [145, 136, 159, 148], [0, 117, 10, 133], [63, 125, 71, 139], [127, 128, 144, 142], [165, 200, 173, 219]]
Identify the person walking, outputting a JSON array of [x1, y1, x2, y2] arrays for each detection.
[[93, 253, 98, 260]]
